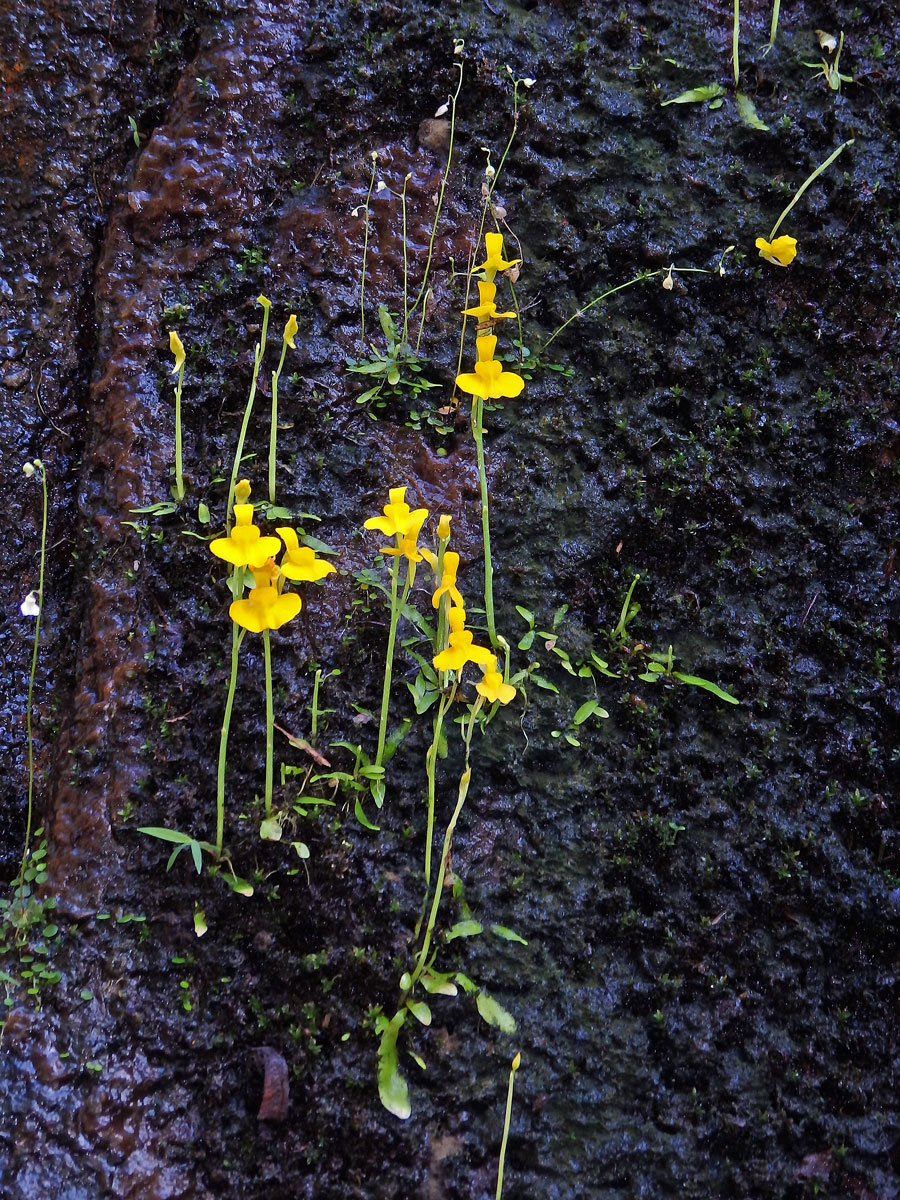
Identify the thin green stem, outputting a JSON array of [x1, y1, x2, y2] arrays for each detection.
[[424, 687, 454, 886], [410, 698, 482, 989], [412, 60, 464, 350], [359, 153, 378, 352], [263, 629, 274, 817], [732, 0, 740, 87], [472, 397, 497, 647], [311, 668, 322, 744], [19, 460, 48, 896], [375, 552, 402, 772], [542, 256, 733, 351], [495, 1053, 521, 1200], [172, 363, 186, 501], [268, 337, 289, 503], [768, 139, 855, 240], [226, 297, 270, 527], [217, 620, 245, 857], [765, 0, 781, 52], [400, 174, 411, 352]]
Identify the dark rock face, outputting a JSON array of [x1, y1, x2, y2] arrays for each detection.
[[2, 1, 900, 1197]]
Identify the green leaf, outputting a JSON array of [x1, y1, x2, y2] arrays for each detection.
[[515, 605, 534, 625], [354, 385, 383, 404], [138, 826, 194, 844], [408, 1050, 427, 1071], [197, 502, 211, 524], [671, 672, 739, 704], [531, 675, 559, 694], [476, 990, 517, 1034], [517, 630, 535, 650], [354, 796, 380, 831], [574, 698, 601, 726], [378, 305, 398, 346], [407, 999, 432, 1026], [377, 1010, 411, 1120], [420, 971, 458, 997], [129, 502, 178, 515], [218, 871, 254, 897], [454, 972, 478, 995], [661, 83, 725, 107], [300, 533, 338, 555], [490, 924, 528, 945], [259, 817, 283, 842], [446, 920, 483, 941], [190, 840, 203, 874], [735, 92, 770, 131]]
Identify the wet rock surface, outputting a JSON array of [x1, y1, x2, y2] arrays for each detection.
[[2, 1, 900, 1197]]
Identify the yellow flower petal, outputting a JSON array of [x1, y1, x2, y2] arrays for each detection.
[[283, 313, 298, 349], [235, 479, 252, 503], [169, 331, 185, 374], [755, 235, 797, 267], [230, 585, 301, 632]]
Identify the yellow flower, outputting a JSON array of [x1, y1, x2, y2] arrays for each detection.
[[429, 550, 463, 609], [474, 232, 520, 282], [277, 526, 336, 582], [364, 486, 428, 539], [462, 281, 515, 323], [476, 654, 517, 705], [210, 484, 282, 569], [755, 235, 798, 267], [230, 567, 302, 632], [381, 506, 428, 564], [437, 514, 452, 541], [433, 606, 492, 672], [169, 331, 185, 374], [456, 334, 524, 401], [283, 314, 298, 349]]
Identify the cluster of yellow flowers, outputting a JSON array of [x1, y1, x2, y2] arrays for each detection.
[[364, 487, 516, 706], [210, 480, 335, 631], [455, 233, 525, 403]]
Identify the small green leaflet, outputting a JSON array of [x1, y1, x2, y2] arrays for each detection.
[[490, 924, 528, 946], [671, 672, 739, 704], [661, 83, 725, 107], [446, 919, 483, 941], [476, 990, 517, 1034], [735, 92, 770, 131], [377, 1010, 411, 1120]]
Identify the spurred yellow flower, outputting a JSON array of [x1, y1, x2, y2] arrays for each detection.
[[456, 334, 524, 401], [230, 566, 302, 632], [169, 331, 185, 374], [283, 313, 298, 349], [462, 281, 516, 323], [433, 606, 492, 672], [476, 654, 517, 705], [277, 526, 336, 582], [381, 506, 428, 564], [755, 235, 798, 267], [437, 514, 452, 541], [364, 486, 428, 539], [474, 232, 520, 282], [210, 483, 282, 569], [428, 550, 463, 609]]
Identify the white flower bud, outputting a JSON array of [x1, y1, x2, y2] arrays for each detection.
[[23, 462, 35, 478], [523, 78, 536, 88], [434, 102, 449, 117], [376, 181, 387, 192], [21, 591, 40, 617]]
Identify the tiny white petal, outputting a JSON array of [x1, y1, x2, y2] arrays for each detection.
[[523, 78, 536, 88], [23, 462, 35, 478], [21, 591, 40, 617], [434, 102, 449, 117], [376, 180, 387, 192]]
